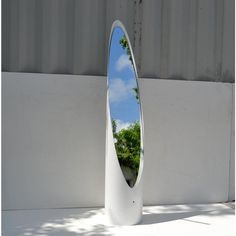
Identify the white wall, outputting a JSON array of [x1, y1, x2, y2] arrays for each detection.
[[2, 72, 234, 210], [140, 79, 233, 205], [2, 73, 107, 210]]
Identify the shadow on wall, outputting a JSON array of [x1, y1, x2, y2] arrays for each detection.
[[2, 204, 234, 235]]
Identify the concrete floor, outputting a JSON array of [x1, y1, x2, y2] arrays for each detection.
[[2, 203, 235, 236]]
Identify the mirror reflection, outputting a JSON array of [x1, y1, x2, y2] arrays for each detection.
[[108, 27, 141, 187]]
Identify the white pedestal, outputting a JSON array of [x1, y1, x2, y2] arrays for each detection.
[[105, 20, 144, 225], [105, 103, 143, 225]]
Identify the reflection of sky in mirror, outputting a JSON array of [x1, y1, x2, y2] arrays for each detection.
[[108, 27, 140, 131]]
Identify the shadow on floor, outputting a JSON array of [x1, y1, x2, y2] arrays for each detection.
[[3, 204, 234, 235], [3, 208, 113, 236], [140, 206, 234, 226], [141, 211, 211, 225]]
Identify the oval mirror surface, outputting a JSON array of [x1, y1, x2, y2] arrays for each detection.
[[108, 26, 141, 188]]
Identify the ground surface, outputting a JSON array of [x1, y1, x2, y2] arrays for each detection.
[[2, 203, 235, 236]]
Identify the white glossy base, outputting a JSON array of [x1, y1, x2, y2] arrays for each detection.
[[105, 104, 143, 225]]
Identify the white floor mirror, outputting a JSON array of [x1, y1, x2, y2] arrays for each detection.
[[105, 20, 144, 225]]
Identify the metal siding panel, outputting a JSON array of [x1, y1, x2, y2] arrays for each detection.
[[8, 0, 20, 72], [222, 0, 235, 83], [56, 0, 70, 74], [34, 0, 43, 73], [159, 0, 171, 78], [73, 0, 106, 75], [133, 0, 143, 73], [2, 0, 10, 71], [195, 0, 216, 81], [168, 0, 188, 80], [140, 0, 162, 78], [40, 0, 52, 73], [40, 0, 61, 73], [18, 0, 37, 72], [214, 0, 224, 82], [184, 0, 198, 80], [1, 0, 234, 82], [49, 0, 67, 73], [41, 0, 75, 74], [106, 0, 135, 45]]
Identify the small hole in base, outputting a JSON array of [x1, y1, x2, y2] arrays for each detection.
[[133, 200, 135, 203]]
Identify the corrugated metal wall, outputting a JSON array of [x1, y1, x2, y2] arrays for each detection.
[[2, 0, 235, 82]]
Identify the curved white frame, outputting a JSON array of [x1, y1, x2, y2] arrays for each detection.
[[105, 20, 144, 225]]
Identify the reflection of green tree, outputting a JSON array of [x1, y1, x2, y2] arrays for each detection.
[[119, 35, 140, 104], [119, 35, 133, 64], [112, 119, 140, 187], [132, 87, 139, 103], [112, 119, 117, 135]]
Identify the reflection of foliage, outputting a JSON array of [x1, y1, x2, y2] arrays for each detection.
[[119, 35, 133, 64], [119, 35, 139, 104], [132, 87, 140, 103], [112, 119, 117, 134], [112, 119, 140, 187]]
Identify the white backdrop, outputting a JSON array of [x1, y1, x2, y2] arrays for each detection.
[[2, 72, 234, 210], [140, 79, 234, 205]]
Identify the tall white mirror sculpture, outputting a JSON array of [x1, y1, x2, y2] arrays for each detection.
[[105, 20, 144, 225]]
